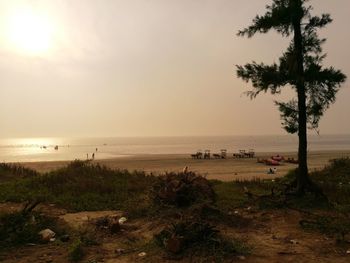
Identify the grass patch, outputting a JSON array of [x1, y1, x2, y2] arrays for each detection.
[[213, 178, 280, 212], [214, 158, 350, 213], [312, 158, 350, 209], [0, 160, 156, 213], [0, 163, 38, 183], [1, 158, 349, 215], [68, 239, 84, 262], [1, 158, 350, 252], [155, 218, 250, 261], [300, 214, 350, 241], [0, 210, 62, 249]]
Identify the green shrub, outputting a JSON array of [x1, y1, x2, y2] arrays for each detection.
[[0, 163, 38, 183], [0, 210, 59, 249], [300, 215, 350, 241], [0, 160, 156, 213], [68, 239, 84, 262]]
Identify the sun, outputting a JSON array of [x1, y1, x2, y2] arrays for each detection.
[[6, 7, 53, 55]]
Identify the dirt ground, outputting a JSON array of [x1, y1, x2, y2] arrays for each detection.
[[0, 203, 349, 263]]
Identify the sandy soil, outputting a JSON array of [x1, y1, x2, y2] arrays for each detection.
[[21, 151, 350, 181], [0, 203, 349, 262]]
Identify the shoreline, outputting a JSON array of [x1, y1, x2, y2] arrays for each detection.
[[16, 150, 350, 181], [6, 149, 350, 162]]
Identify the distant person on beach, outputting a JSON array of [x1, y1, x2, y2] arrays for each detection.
[[268, 168, 277, 174], [87, 153, 89, 160], [92, 153, 95, 160], [96, 148, 98, 152], [183, 166, 188, 173]]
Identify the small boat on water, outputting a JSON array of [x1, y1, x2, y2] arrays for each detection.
[[257, 158, 281, 166], [271, 155, 284, 162], [266, 159, 280, 166]]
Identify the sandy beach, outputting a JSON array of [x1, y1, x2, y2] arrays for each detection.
[[20, 150, 350, 181]]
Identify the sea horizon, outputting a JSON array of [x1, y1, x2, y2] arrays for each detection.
[[1, 134, 350, 163]]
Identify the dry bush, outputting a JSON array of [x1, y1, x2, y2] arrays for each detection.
[[155, 217, 249, 259], [152, 172, 215, 207]]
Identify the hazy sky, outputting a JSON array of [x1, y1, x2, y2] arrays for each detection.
[[0, 0, 349, 138]]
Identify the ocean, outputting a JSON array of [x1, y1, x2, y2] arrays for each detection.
[[0, 134, 350, 162]]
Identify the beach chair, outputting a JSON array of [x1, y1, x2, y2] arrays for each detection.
[[204, 150, 211, 159], [244, 151, 251, 158], [239, 150, 246, 158], [248, 149, 255, 158], [213, 153, 221, 159], [220, 149, 227, 159], [191, 151, 203, 159], [233, 150, 244, 158]]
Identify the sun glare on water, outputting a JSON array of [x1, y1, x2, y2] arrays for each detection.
[[6, 7, 54, 55]]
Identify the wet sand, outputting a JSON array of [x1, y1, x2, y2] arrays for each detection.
[[19, 150, 350, 181]]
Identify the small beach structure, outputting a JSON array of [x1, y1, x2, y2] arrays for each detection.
[[233, 149, 255, 158], [213, 149, 227, 159], [233, 150, 245, 158], [220, 149, 227, 159], [204, 150, 211, 159], [213, 153, 221, 159], [246, 149, 255, 158], [191, 150, 203, 159]]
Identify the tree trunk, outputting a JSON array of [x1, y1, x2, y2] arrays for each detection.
[[291, 0, 310, 193]]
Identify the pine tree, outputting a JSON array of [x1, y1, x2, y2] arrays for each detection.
[[236, 0, 346, 193]]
